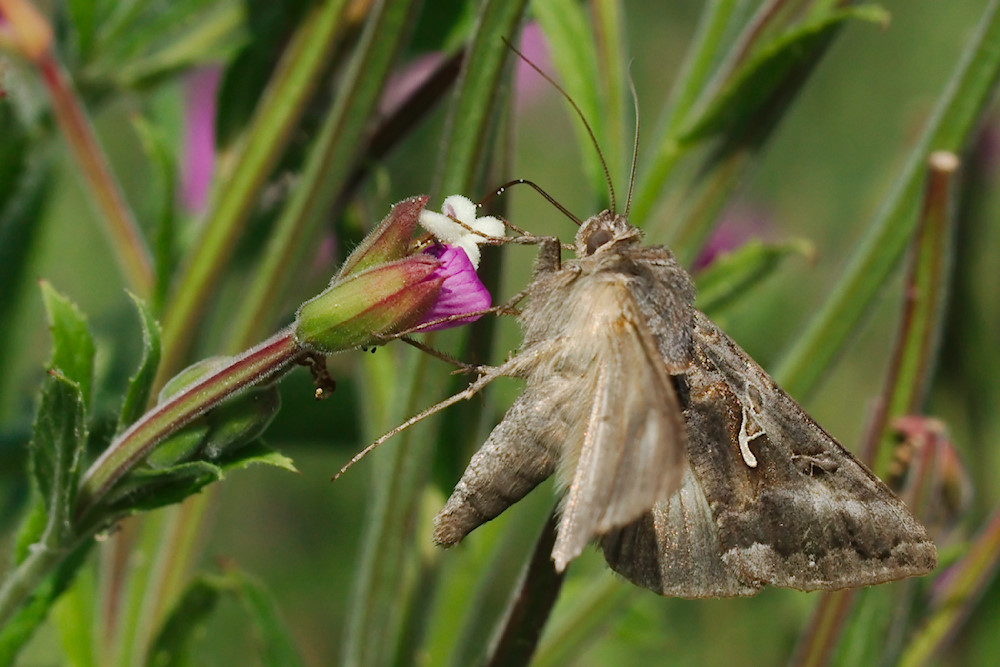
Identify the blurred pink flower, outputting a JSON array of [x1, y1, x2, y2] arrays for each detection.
[[694, 203, 773, 271], [180, 65, 221, 214], [514, 22, 551, 109], [380, 52, 445, 116], [416, 244, 491, 331]]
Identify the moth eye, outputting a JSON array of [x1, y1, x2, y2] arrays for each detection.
[[586, 228, 614, 253]]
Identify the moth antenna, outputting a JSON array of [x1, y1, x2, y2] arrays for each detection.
[[502, 36, 616, 213], [479, 179, 583, 226], [332, 368, 505, 481], [624, 66, 640, 217]]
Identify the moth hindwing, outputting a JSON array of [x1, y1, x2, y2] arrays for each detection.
[[432, 211, 937, 596]]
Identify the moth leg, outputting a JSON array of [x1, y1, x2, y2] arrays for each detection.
[[398, 336, 482, 375], [535, 236, 562, 272], [334, 360, 518, 480]]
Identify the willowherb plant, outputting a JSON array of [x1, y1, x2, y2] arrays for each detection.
[[0, 1, 999, 665]]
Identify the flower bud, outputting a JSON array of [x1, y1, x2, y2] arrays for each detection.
[[336, 196, 428, 278], [0, 0, 53, 61], [295, 255, 444, 352]]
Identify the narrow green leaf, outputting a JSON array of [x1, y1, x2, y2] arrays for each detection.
[[228, 570, 306, 667], [146, 570, 305, 667], [0, 155, 50, 410], [51, 565, 99, 667], [630, 0, 744, 224], [775, 0, 1000, 398], [103, 461, 223, 515], [29, 371, 87, 544], [88, 0, 248, 88], [66, 0, 101, 63], [217, 440, 297, 474], [130, 115, 177, 313], [695, 238, 814, 315], [39, 282, 96, 407], [679, 7, 888, 144], [145, 575, 224, 667], [117, 293, 163, 434], [533, 0, 611, 205], [158, 0, 349, 376]]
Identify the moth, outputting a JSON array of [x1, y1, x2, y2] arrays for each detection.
[[428, 209, 937, 597]]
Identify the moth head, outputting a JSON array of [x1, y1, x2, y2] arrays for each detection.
[[576, 211, 640, 257]]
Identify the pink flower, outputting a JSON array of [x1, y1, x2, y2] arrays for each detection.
[[694, 203, 773, 271], [416, 244, 491, 331], [180, 65, 221, 214]]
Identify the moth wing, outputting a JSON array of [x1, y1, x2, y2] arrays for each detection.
[[601, 466, 761, 597], [433, 371, 578, 546], [686, 311, 937, 591], [551, 282, 687, 571], [602, 312, 937, 596]]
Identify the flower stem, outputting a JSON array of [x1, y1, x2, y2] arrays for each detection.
[[75, 328, 304, 520], [36, 51, 154, 296], [0, 542, 62, 630]]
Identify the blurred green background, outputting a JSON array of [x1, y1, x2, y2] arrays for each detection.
[[3, 0, 1000, 664]]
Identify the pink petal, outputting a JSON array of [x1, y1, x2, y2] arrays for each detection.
[[416, 244, 491, 331]]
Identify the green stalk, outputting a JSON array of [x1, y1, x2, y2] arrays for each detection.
[[76, 329, 302, 520], [774, 0, 1000, 397], [790, 152, 960, 667], [37, 52, 154, 296], [227, 0, 424, 350], [156, 0, 348, 383], [629, 0, 741, 224]]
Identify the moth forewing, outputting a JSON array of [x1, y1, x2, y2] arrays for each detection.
[[602, 313, 937, 596], [550, 277, 688, 571], [689, 313, 937, 589]]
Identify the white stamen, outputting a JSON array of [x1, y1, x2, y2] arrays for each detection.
[[418, 194, 505, 268]]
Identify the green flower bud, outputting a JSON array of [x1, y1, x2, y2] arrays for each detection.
[[336, 196, 428, 278], [294, 255, 444, 353]]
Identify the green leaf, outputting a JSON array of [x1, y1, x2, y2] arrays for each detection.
[[145, 575, 224, 667], [87, 0, 248, 89], [775, 0, 1000, 398], [117, 293, 163, 434], [679, 7, 888, 144], [227, 570, 305, 667], [229, 0, 428, 348], [28, 370, 87, 545], [434, 0, 531, 199], [130, 115, 177, 313], [51, 564, 99, 667], [146, 570, 305, 667], [102, 461, 223, 515], [158, 0, 349, 373], [694, 238, 814, 315], [533, 0, 614, 206], [39, 281, 96, 408], [217, 440, 297, 474]]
